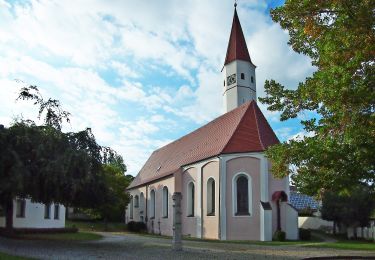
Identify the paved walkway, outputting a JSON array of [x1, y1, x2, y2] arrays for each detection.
[[0, 232, 374, 260]]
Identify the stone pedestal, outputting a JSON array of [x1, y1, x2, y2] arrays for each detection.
[[172, 192, 182, 251]]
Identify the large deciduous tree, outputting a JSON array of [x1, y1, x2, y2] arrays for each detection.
[[321, 185, 375, 236], [0, 86, 125, 232], [259, 0, 375, 195]]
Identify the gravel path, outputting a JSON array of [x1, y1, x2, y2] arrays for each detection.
[[0, 232, 374, 260]]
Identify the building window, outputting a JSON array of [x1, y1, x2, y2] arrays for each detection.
[[162, 186, 168, 218], [241, 73, 245, 80], [232, 173, 252, 216], [223, 80, 225, 86], [129, 196, 133, 219], [140, 192, 144, 213], [150, 190, 156, 219], [44, 203, 51, 219], [134, 195, 139, 208], [207, 178, 215, 216], [251, 76, 254, 83], [0, 205, 4, 217], [16, 199, 26, 218], [187, 182, 195, 217], [54, 204, 60, 219]]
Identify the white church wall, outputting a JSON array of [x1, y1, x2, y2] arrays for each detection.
[[298, 216, 333, 231], [125, 186, 147, 224], [0, 199, 65, 229], [147, 177, 175, 236], [202, 161, 220, 239], [225, 156, 261, 240], [268, 162, 290, 235], [181, 167, 198, 238], [285, 203, 299, 240]]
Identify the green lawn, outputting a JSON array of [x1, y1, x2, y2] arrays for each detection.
[[0, 252, 33, 260], [21, 232, 102, 241], [66, 220, 126, 232], [306, 240, 375, 251], [138, 232, 322, 246], [137, 232, 375, 251]]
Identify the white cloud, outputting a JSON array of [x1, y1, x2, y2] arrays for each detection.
[[0, 0, 313, 175], [288, 131, 316, 142]]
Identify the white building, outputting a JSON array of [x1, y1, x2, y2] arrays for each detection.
[[0, 199, 65, 229]]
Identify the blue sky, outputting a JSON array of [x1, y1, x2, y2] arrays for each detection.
[[0, 0, 314, 176]]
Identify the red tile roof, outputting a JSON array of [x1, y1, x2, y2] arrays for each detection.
[[128, 101, 279, 189], [224, 8, 254, 66]]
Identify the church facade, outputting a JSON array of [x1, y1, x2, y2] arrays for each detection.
[[126, 6, 298, 241]]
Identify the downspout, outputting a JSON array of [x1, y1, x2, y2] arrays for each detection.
[[145, 185, 148, 223], [217, 156, 221, 239]]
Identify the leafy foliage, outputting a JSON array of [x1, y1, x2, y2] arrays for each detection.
[[321, 185, 375, 233], [273, 230, 286, 241], [81, 163, 134, 222], [299, 228, 311, 241], [0, 85, 128, 230], [259, 0, 375, 195]]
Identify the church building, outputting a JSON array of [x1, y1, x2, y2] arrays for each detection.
[[126, 5, 298, 241]]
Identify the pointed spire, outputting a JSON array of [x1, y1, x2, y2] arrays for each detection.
[[224, 6, 253, 66]]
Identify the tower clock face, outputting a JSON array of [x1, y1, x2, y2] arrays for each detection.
[[227, 73, 236, 85]]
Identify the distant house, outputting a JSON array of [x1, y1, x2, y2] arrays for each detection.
[[0, 199, 65, 229], [289, 186, 319, 214]]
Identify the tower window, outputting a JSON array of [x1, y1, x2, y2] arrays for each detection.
[[223, 80, 225, 86], [251, 76, 254, 83], [241, 73, 245, 80]]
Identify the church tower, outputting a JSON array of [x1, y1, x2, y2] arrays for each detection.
[[223, 4, 256, 112]]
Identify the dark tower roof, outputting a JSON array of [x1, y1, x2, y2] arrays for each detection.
[[224, 7, 254, 66]]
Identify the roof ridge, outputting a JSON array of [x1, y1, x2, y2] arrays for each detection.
[[252, 101, 265, 150], [220, 101, 252, 153]]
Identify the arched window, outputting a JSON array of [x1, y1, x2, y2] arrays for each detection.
[[241, 73, 245, 79], [251, 76, 254, 83], [187, 182, 195, 217], [162, 186, 168, 218], [150, 190, 155, 219], [134, 195, 139, 208], [232, 173, 252, 216], [140, 192, 144, 211], [207, 178, 215, 215], [129, 196, 133, 219]]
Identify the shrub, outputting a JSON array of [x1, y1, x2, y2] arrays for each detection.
[[127, 221, 146, 232], [273, 230, 286, 241], [299, 228, 311, 241]]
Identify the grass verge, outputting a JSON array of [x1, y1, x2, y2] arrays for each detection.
[[305, 240, 375, 251], [136, 232, 322, 246], [66, 220, 126, 232], [20, 232, 102, 241], [0, 252, 33, 260]]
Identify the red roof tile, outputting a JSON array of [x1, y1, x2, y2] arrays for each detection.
[[128, 101, 279, 189], [224, 8, 254, 66]]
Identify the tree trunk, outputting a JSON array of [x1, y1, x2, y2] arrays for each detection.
[[104, 216, 108, 231], [333, 221, 336, 235], [276, 200, 281, 231], [5, 199, 14, 233]]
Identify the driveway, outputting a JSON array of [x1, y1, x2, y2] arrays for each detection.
[[0, 232, 374, 260]]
